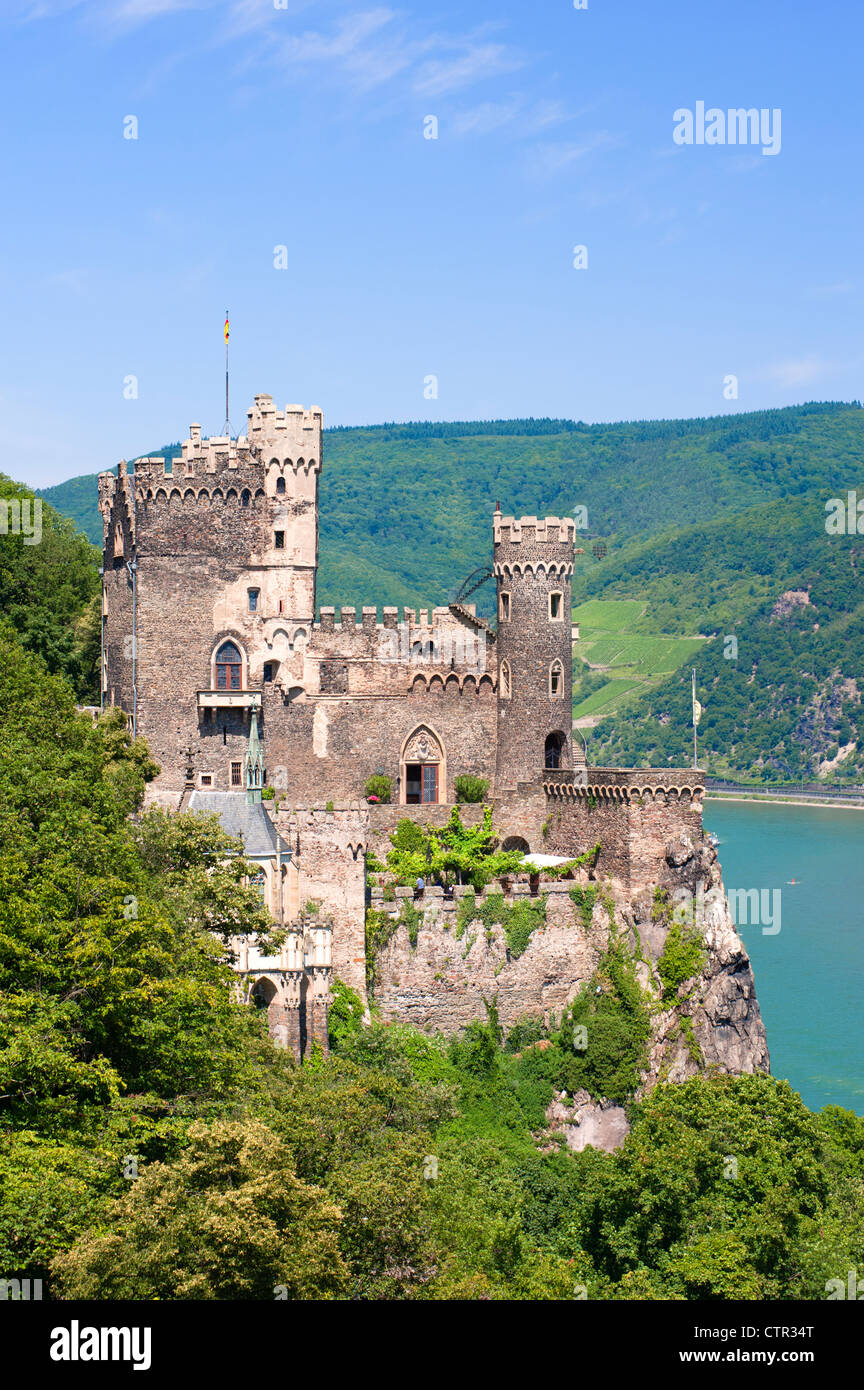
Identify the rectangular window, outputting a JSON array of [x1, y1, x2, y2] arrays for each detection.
[[422, 764, 438, 803], [549, 592, 562, 620], [551, 669, 561, 696], [248, 589, 259, 612], [230, 761, 242, 787], [200, 773, 213, 787], [405, 764, 438, 803], [263, 663, 275, 682], [274, 531, 285, 549], [500, 592, 511, 622]]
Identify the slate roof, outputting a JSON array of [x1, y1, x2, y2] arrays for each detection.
[[187, 791, 291, 858]]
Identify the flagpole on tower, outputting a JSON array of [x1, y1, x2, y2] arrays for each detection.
[[692, 668, 699, 771], [224, 310, 230, 436]]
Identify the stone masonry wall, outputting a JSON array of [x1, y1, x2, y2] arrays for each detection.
[[279, 804, 368, 997], [494, 514, 575, 789]]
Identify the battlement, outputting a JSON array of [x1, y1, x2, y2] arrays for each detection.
[[128, 394, 322, 498], [493, 512, 575, 576], [313, 603, 474, 635], [493, 513, 576, 546], [543, 766, 705, 803], [246, 394, 323, 465], [98, 460, 137, 553], [281, 803, 369, 823]]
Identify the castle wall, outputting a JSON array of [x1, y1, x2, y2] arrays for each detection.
[[371, 881, 600, 1033], [542, 769, 707, 897], [279, 805, 368, 997], [265, 680, 498, 805]]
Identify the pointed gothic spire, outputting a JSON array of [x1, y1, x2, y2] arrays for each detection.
[[245, 705, 264, 804]]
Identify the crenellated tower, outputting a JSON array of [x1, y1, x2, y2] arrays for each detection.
[[98, 394, 323, 798], [493, 511, 575, 790]]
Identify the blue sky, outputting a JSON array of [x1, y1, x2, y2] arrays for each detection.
[[0, 0, 861, 486]]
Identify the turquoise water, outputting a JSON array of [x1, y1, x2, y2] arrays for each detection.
[[703, 801, 864, 1115]]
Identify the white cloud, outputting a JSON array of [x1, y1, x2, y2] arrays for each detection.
[[413, 41, 522, 97], [808, 282, 855, 299], [526, 131, 619, 177], [450, 97, 573, 140], [759, 357, 832, 388]]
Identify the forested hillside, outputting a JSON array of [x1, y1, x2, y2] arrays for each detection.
[[0, 474, 100, 700], [35, 400, 864, 778]]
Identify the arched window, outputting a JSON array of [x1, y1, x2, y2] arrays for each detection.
[[215, 641, 243, 691], [549, 659, 563, 699], [545, 731, 566, 769], [500, 660, 511, 698], [276, 476, 286, 494]]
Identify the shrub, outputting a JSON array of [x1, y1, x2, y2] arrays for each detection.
[[454, 775, 489, 804], [261, 786, 275, 800], [390, 818, 427, 854], [554, 926, 651, 1102], [328, 979, 366, 1050], [365, 775, 392, 803], [657, 919, 706, 1001], [569, 884, 599, 929]]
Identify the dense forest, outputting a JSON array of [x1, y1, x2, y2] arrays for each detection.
[[2, 481, 864, 1300], [36, 399, 864, 776]]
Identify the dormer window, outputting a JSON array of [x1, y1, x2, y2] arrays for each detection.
[[216, 641, 242, 691], [549, 592, 563, 620], [248, 589, 259, 613]]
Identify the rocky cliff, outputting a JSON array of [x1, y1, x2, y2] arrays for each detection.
[[371, 823, 768, 1151]]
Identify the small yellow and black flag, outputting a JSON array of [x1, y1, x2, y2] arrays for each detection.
[[224, 313, 229, 344]]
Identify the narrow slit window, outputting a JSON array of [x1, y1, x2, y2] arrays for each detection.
[[248, 589, 259, 613], [549, 592, 563, 620], [274, 531, 285, 549], [500, 592, 511, 622]]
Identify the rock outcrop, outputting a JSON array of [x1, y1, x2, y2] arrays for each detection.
[[372, 826, 769, 1151]]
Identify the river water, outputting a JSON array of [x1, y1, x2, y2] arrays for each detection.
[[704, 800, 864, 1115]]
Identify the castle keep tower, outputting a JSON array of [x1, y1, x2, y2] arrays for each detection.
[[99, 395, 323, 797], [493, 512, 575, 789]]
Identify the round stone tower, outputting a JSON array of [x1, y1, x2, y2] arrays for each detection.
[[493, 510, 575, 790]]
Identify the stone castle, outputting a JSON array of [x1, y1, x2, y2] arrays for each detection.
[[98, 394, 767, 1105]]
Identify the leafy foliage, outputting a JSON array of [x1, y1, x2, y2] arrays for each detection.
[[1, 475, 100, 700], [364, 774, 392, 802], [385, 805, 526, 891], [454, 775, 490, 803], [455, 890, 547, 959]]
